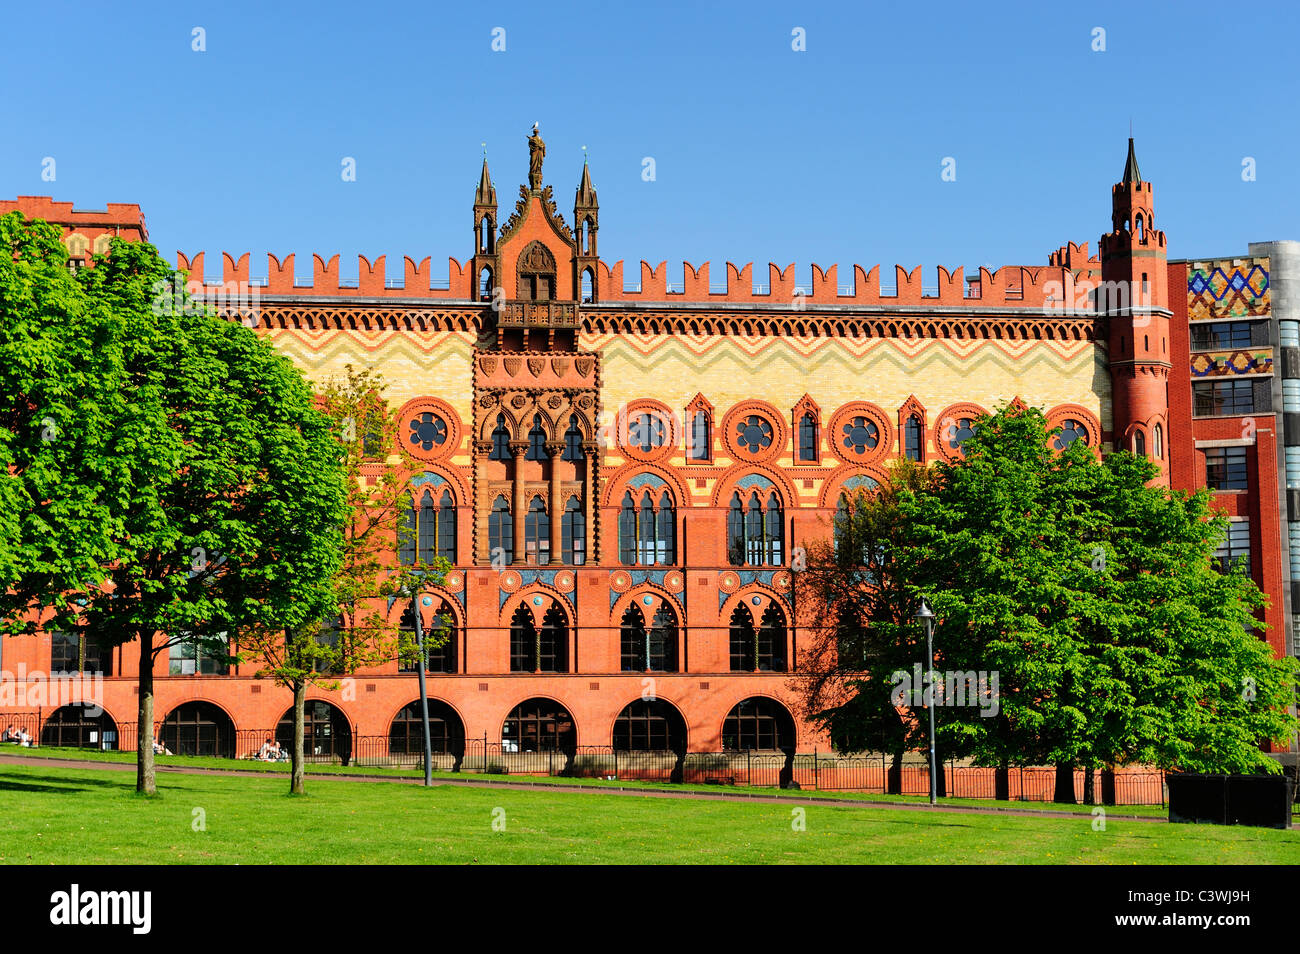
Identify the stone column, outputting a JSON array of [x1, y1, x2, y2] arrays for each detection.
[[473, 440, 491, 564], [584, 442, 599, 565], [546, 441, 565, 564], [509, 441, 527, 565]]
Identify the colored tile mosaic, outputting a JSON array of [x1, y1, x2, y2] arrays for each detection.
[[1188, 260, 1270, 322], [1189, 350, 1273, 377]]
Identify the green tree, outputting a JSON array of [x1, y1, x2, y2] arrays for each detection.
[[792, 460, 941, 792], [237, 366, 448, 794], [3, 223, 349, 794]]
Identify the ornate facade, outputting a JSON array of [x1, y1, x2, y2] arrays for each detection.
[[4, 132, 1296, 760]]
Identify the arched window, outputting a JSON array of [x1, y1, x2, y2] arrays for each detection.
[[620, 604, 678, 672], [722, 697, 796, 752], [398, 601, 457, 674], [798, 413, 819, 462], [1136, 214, 1145, 242], [618, 487, 675, 565], [904, 414, 923, 461], [686, 409, 711, 461], [613, 699, 686, 753], [525, 414, 548, 461], [562, 415, 584, 462], [502, 698, 575, 753], [561, 496, 586, 565], [509, 604, 568, 673], [1153, 423, 1164, 460], [40, 704, 116, 750], [489, 414, 510, 460], [418, 490, 437, 562], [480, 217, 492, 253], [1133, 430, 1147, 458], [276, 701, 352, 764], [1053, 419, 1088, 450], [581, 267, 594, 303], [524, 496, 550, 565], [489, 496, 512, 564], [628, 412, 666, 452], [479, 267, 493, 300], [389, 699, 464, 757], [728, 490, 783, 566], [398, 493, 417, 565], [728, 603, 787, 672], [159, 702, 235, 759]]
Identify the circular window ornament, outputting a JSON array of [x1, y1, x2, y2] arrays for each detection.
[[408, 412, 448, 451], [934, 403, 988, 463], [396, 397, 461, 464], [1044, 405, 1101, 456], [721, 402, 786, 463], [1053, 419, 1087, 450], [827, 403, 892, 465], [617, 400, 678, 463]]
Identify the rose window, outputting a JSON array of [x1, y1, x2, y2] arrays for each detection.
[[408, 412, 447, 451], [1053, 419, 1087, 450], [736, 415, 774, 453], [841, 416, 880, 455]]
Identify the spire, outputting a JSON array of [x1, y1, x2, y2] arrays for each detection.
[[475, 157, 496, 206], [575, 158, 597, 209], [1121, 137, 1142, 185]]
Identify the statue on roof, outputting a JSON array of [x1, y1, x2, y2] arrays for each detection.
[[528, 123, 545, 191]]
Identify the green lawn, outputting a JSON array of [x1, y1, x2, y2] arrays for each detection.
[[0, 761, 1296, 864], [0, 746, 1171, 817]]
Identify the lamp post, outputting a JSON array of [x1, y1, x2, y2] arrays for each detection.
[[915, 599, 938, 805], [402, 584, 434, 787]]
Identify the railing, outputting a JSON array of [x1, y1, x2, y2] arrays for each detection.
[[497, 300, 578, 329], [9, 713, 1177, 806]]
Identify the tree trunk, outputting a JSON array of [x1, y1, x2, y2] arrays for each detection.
[[935, 759, 947, 798], [887, 751, 903, 794], [995, 761, 1010, 801], [291, 679, 306, 795], [1101, 766, 1117, 806], [1083, 766, 1096, 806], [136, 636, 156, 795], [1053, 762, 1076, 804]]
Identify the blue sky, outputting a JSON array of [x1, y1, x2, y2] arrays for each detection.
[[4, 0, 1297, 284]]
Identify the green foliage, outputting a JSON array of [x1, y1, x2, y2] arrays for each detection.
[[795, 403, 1299, 775]]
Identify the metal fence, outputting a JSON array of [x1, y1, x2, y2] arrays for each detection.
[[4, 710, 1176, 806]]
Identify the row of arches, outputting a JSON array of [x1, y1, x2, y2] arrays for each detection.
[[37, 695, 798, 757]]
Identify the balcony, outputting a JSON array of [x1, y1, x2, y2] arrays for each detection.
[[497, 299, 578, 330]]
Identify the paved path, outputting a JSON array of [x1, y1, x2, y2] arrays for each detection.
[[0, 753, 1165, 823]]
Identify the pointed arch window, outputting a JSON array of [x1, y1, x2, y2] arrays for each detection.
[[509, 604, 568, 673], [728, 490, 783, 566], [798, 413, 819, 462], [489, 496, 512, 564], [398, 493, 417, 565], [728, 604, 787, 672], [489, 414, 510, 460], [580, 267, 594, 303], [395, 483, 454, 567], [479, 267, 493, 300], [687, 408, 711, 461], [904, 414, 924, 461], [524, 496, 550, 565], [398, 602, 457, 673], [562, 415, 584, 462], [618, 487, 675, 565], [1153, 423, 1164, 460], [525, 414, 549, 461], [561, 496, 586, 565], [620, 605, 678, 672], [1133, 430, 1147, 458]]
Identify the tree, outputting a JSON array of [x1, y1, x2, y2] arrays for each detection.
[[0, 212, 131, 636], [792, 460, 941, 792], [237, 366, 449, 794], [796, 403, 1299, 802], [4, 226, 349, 794]]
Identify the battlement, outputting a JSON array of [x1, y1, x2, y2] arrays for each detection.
[[0, 196, 148, 239], [178, 250, 1097, 311]]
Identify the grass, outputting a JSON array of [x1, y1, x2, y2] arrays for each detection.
[[0, 746, 1171, 817], [0, 761, 1297, 864]]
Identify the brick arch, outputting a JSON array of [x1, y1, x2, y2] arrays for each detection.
[[932, 402, 990, 462], [387, 586, 463, 630], [610, 584, 681, 625], [602, 461, 690, 509], [710, 464, 798, 509], [604, 694, 689, 749], [383, 694, 468, 736], [826, 401, 894, 466], [283, 697, 355, 735], [817, 463, 889, 508], [720, 399, 788, 465], [615, 398, 680, 464], [399, 464, 472, 511], [158, 697, 241, 732], [719, 584, 788, 622], [715, 692, 798, 750], [501, 585, 571, 628], [495, 692, 578, 739], [476, 404, 522, 444]]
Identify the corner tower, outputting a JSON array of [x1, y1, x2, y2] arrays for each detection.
[[573, 159, 599, 303], [1100, 138, 1171, 484]]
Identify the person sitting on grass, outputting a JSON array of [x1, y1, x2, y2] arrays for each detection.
[[257, 738, 277, 761], [152, 739, 172, 756], [16, 728, 32, 747], [2, 725, 19, 743]]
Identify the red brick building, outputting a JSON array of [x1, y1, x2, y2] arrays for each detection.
[[3, 133, 1295, 763]]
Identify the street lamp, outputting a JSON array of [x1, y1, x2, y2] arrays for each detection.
[[400, 583, 434, 787], [915, 598, 938, 805]]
